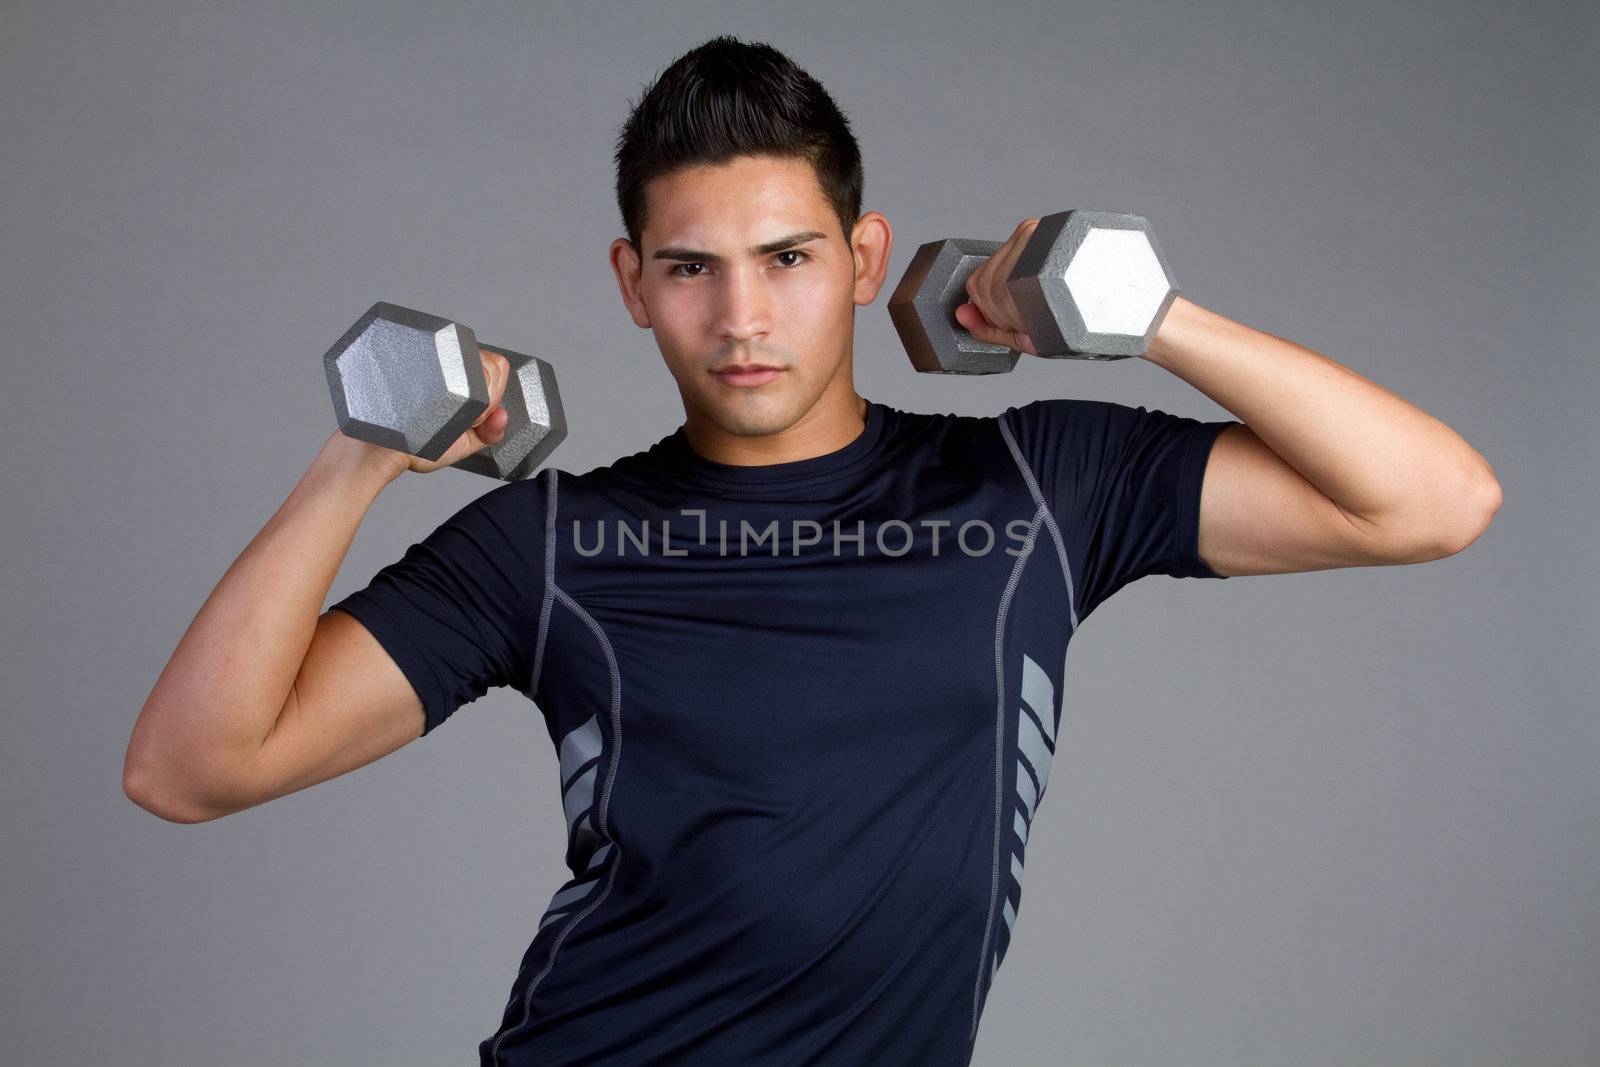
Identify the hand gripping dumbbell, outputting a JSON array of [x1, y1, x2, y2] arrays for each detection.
[[323, 301, 567, 480], [887, 210, 1179, 374]]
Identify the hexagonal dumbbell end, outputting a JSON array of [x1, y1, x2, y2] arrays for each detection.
[[887, 238, 1022, 375], [450, 344, 566, 481], [324, 302, 490, 461], [1006, 210, 1179, 360]]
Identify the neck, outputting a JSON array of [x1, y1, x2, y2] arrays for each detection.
[[681, 386, 868, 467]]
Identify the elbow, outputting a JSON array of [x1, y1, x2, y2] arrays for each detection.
[[1428, 475, 1504, 560], [122, 759, 229, 825], [122, 766, 176, 822], [123, 707, 254, 824]]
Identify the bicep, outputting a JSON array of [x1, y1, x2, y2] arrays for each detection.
[[1196, 424, 1426, 576], [231, 609, 425, 815]]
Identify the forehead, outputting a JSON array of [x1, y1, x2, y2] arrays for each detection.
[[642, 155, 833, 246]]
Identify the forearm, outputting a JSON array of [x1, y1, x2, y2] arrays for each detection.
[[124, 431, 404, 810], [1144, 296, 1501, 538]]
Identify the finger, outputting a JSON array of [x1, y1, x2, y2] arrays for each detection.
[[988, 217, 1038, 329], [479, 348, 509, 405], [955, 301, 1036, 355], [964, 217, 1038, 339], [963, 219, 1026, 306], [493, 353, 509, 402], [471, 355, 509, 429], [995, 217, 1039, 282], [968, 217, 1033, 308], [965, 218, 1025, 306], [463, 406, 507, 457]]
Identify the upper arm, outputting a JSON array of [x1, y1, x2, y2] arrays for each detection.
[[227, 608, 428, 817], [1195, 423, 1445, 576], [213, 477, 551, 819]]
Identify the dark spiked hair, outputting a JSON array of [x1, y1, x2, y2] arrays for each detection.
[[612, 35, 864, 253]]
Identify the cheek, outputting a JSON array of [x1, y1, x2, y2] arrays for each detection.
[[648, 283, 709, 333], [779, 270, 850, 330]]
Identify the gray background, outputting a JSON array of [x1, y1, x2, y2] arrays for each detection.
[[3, 1, 1594, 1063]]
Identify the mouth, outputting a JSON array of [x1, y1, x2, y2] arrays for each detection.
[[712, 364, 787, 387]]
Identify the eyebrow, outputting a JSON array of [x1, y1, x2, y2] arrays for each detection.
[[651, 230, 829, 264]]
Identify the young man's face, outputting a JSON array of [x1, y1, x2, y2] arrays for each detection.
[[610, 154, 890, 440]]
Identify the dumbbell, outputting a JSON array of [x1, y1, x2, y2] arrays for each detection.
[[887, 210, 1179, 374], [323, 301, 567, 481]]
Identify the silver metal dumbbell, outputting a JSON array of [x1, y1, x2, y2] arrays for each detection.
[[323, 301, 566, 480], [887, 210, 1180, 373]]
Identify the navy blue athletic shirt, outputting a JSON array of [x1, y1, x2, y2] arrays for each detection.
[[331, 396, 1236, 1065]]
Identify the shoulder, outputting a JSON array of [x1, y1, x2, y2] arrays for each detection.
[[416, 472, 561, 564], [465, 466, 557, 521], [997, 396, 1126, 433], [504, 441, 672, 523], [995, 397, 1202, 458], [876, 400, 997, 450]]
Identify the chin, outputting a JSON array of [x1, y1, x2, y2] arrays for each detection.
[[701, 391, 800, 437]]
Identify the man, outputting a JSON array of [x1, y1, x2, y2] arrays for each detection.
[[124, 34, 1502, 1066]]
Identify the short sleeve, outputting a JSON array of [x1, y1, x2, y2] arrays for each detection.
[[1001, 398, 1238, 623], [328, 475, 550, 737]]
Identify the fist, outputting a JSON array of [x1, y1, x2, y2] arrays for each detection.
[[954, 217, 1042, 358], [400, 347, 512, 475]]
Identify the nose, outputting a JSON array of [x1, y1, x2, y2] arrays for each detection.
[[713, 264, 773, 344]]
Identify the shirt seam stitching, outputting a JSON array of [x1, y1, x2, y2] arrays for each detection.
[[997, 410, 1081, 633], [491, 581, 625, 1062], [530, 467, 559, 696], [973, 506, 1045, 1042]]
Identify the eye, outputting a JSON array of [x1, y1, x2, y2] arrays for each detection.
[[667, 249, 810, 278]]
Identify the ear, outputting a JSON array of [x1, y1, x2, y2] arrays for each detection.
[[849, 211, 893, 307], [609, 237, 652, 329]]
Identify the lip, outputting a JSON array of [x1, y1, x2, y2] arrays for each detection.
[[713, 365, 787, 387]]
